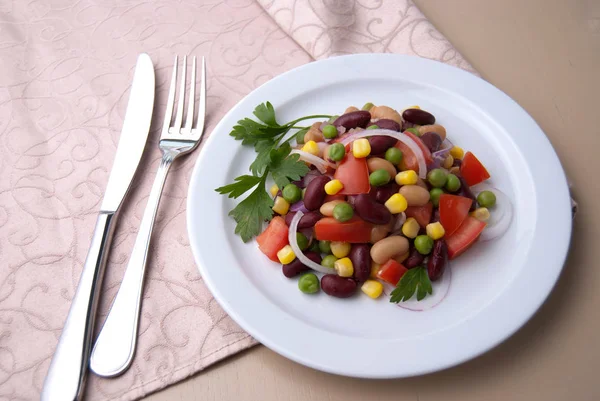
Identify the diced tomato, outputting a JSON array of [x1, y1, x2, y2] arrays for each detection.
[[324, 194, 345, 203], [376, 259, 408, 286], [256, 216, 289, 262], [395, 141, 419, 172], [460, 152, 490, 186], [439, 194, 472, 237], [404, 202, 433, 228], [446, 216, 487, 259], [394, 133, 433, 173], [404, 131, 433, 165], [314, 217, 372, 243], [334, 153, 370, 195]]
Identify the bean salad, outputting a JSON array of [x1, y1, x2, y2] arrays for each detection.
[[217, 102, 512, 305]]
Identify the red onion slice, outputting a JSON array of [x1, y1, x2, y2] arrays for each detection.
[[289, 201, 308, 213], [288, 211, 334, 274], [390, 212, 407, 235], [471, 183, 513, 241], [339, 129, 427, 178], [290, 149, 336, 173]]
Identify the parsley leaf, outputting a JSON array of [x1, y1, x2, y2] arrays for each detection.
[[253, 101, 279, 127], [215, 175, 262, 199], [250, 141, 275, 176], [228, 180, 274, 243], [216, 102, 332, 241], [389, 267, 433, 302], [271, 153, 309, 189]]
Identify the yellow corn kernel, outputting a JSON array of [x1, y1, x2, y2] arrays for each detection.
[[402, 217, 420, 238], [395, 170, 418, 185], [330, 241, 351, 258], [442, 154, 454, 169], [370, 262, 381, 279], [269, 184, 279, 197], [395, 251, 410, 264], [352, 138, 371, 158], [334, 257, 354, 277], [450, 146, 464, 160], [277, 245, 296, 264], [426, 222, 445, 240], [361, 280, 384, 299], [272, 196, 290, 215], [409, 105, 420, 109], [385, 193, 408, 214], [471, 207, 491, 222], [324, 179, 344, 195], [302, 140, 320, 156]]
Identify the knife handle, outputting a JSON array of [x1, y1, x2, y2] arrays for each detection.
[[90, 152, 175, 377], [41, 211, 116, 401]]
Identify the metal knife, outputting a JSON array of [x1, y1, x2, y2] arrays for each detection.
[[41, 53, 155, 401]]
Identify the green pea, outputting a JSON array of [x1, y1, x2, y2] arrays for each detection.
[[366, 124, 379, 130], [321, 255, 338, 269], [414, 235, 434, 255], [319, 240, 332, 254], [429, 188, 444, 207], [308, 241, 321, 253], [477, 190, 497, 208], [385, 147, 403, 165], [445, 174, 461, 192], [333, 202, 354, 222], [322, 124, 338, 139], [328, 115, 339, 123], [362, 102, 374, 111], [405, 127, 421, 137], [298, 273, 320, 294], [369, 169, 391, 187], [295, 129, 307, 144], [328, 143, 346, 162], [427, 168, 448, 188], [282, 184, 302, 203], [296, 232, 309, 251]]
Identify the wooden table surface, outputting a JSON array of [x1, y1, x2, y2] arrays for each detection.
[[147, 0, 600, 399]]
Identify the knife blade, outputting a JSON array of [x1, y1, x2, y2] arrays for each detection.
[[41, 53, 155, 401]]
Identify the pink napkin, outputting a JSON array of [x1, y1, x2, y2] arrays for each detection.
[[0, 1, 478, 400]]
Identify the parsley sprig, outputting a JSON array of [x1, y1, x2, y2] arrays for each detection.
[[216, 102, 331, 242], [390, 267, 433, 302]]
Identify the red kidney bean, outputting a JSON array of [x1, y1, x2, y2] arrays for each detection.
[[282, 251, 322, 278], [456, 176, 477, 211], [304, 176, 331, 210], [333, 110, 371, 130], [354, 194, 392, 225], [349, 244, 370, 283], [427, 240, 448, 281], [402, 109, 435, 125], [284, 211, 322, 228], [452, 158, 462, 168], [419, 132, 443, 153], [369, 118, 401, 132], [369, 182, 400, 204], [368, 135, 397, 154], [321, 274, 357, 298], [404, 246, 426, 269]]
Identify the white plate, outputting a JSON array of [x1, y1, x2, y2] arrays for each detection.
[[187, 54, 572, 378]]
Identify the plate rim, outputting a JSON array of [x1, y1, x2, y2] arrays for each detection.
[[186, 53, 572, 378]]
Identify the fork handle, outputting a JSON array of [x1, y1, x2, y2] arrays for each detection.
[[90, 151, 176, 377]]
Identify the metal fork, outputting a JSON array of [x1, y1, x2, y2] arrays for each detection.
[[89, 55, 206, 377]]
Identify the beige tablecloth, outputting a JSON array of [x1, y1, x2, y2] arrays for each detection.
[[0, 1, 473, 400]]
